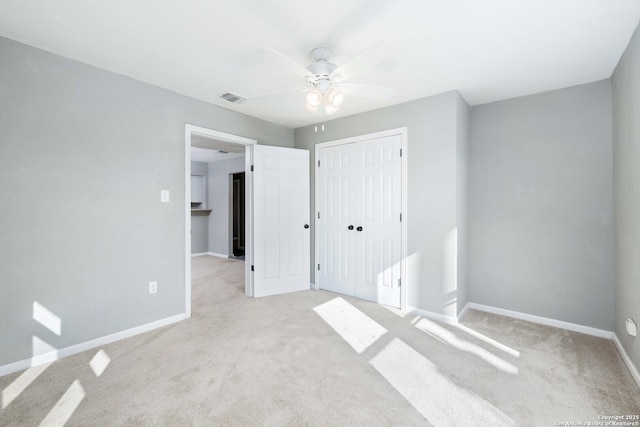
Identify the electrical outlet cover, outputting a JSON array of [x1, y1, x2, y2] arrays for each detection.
[[625, 318, 637, 337], [149, 281, 158, 294]]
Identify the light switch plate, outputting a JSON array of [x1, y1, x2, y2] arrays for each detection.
[[160, 190, 170, 203]]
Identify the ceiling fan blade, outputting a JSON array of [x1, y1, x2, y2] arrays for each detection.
[[331, 41, 395, 83], [336, 83, 396, 99], [256, 48, 313, 81]]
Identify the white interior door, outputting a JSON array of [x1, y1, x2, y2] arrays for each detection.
[[253, 145, 310, 297], [317, 134, 402, 308]]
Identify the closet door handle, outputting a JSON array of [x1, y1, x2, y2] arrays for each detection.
[[356, 226, 363, 232], [304, 224, 310, 229], [348, 225, 354, 230]]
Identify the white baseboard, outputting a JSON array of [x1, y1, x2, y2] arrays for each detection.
[[463, 302, 613, 339], [612, 333, 640, 389], [0, 314, 186, 378], [207, 252, 229, 259], [457, 302, 471, 321], [191, 252, 229, 258], [406, 306, 459, 324]]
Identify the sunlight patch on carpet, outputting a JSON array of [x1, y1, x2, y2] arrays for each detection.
[[453, 323, 520, 358], [370, 338, 514, 426], [89, 350, 111, 377], [1, 362, 52, 409], [38, 379, 85, 427], [314, 297, 387, 354], [415, 317, 518, 374]]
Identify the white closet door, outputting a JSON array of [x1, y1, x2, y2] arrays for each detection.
[[318, 134, 402, 308], [253, 145, 310, 297], [318, 142, 357, 296], [353, 135, 402, 307]]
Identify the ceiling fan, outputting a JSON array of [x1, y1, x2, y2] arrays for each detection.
[[222, 42, 397, 115]]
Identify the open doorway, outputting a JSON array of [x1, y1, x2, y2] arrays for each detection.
[[185, 125, 256, 318], [189, 143, 245, 257]]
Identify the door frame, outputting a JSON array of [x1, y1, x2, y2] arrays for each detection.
[[184, 124, 257, 318], [314, 127, 408, 311]]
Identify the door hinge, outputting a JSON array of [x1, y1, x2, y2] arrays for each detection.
[[400, 148, 402, 157], [400, 213, 402, 222], [250, 165, 254, 171], [251, 265, 254, 272], [317, 264, 320, 271], [317, 160, 320, 167], [317, 212, 320, 219], [398, 278, 401, 287]]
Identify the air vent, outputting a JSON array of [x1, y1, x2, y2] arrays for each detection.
[[220, 92, 246, 103]]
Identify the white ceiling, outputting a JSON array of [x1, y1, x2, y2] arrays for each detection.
[[191, 135, 245, 163], [1, 1, 638, 129], [190, 146, 244, 164]]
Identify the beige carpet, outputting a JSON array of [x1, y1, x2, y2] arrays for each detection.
[[1, 255, 638, 426]]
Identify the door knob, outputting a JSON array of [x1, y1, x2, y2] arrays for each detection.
[[304, 224, 310, 229], [348, 225, 354, 230], [356, 226, 363, 231]]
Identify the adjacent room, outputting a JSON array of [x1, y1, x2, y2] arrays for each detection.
[[1, 1, 639, 425]]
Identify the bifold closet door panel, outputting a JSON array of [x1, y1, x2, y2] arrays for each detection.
[[353, 135, 402, 308], [318, 142, 357, 296]]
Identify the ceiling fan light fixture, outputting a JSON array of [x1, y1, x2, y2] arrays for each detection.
[[327, 89, 344, 108], [306, 88, 323, 106]]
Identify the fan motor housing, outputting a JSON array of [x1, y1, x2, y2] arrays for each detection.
[[307, 61, 337, 79], [307, 47, 337, 83]]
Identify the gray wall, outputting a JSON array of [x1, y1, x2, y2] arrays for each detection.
[[0, 37, 293, 366], [612, 23, 640, 369], [190, 161, 209, 254], [455, 95, 470, 314], [468, 80, 614, 330], [207, 156, 245, 255], [294, 91, 469, 317]]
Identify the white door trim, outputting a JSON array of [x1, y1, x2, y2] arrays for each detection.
[[314, 127, 408, 311], [184, 124, 257, 318]]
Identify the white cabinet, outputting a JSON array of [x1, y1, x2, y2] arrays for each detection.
[[191, 175, 205, 205]]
